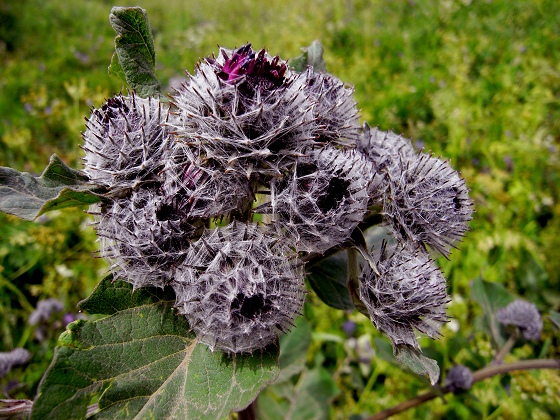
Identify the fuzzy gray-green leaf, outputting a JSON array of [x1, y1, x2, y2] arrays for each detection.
[[290, 40, 327, 73], [109, 6, 160, 97], [0, 154, 101, 220], [394, 344, 440, 386]]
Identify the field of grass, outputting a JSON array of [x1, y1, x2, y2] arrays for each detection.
[[1, 0, 559, 418]]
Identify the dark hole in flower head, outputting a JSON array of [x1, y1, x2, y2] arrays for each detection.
[[156, 203, 175, 221], [316, 177, 351, 213], [450, 187, 463, 210], [231, 293, 272, 320]]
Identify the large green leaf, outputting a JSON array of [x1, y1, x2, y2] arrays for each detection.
[[276, 316, 312, 383], [109, 7, 160, 97], [306, 252, 354, 310], [290, 40, 327, 73], [257, 365, 339, 420], [32, 277, 279, 420], [470, 276, 514, 348], [0, 154, 101, 221]]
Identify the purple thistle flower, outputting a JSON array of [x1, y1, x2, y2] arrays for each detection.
[[28, 298, 64, 326], [214, 44, 287, 90], [0, 348, 31, 379], [496, 300, 543, 340]]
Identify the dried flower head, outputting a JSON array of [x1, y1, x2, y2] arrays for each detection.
[[0, 348, 31, 379], [358, 123, 417, 171], [359, 243, 449, 349], [256, 146, 373, 253], [496, 299, 543, 340], [82, 94, 170, 190], [383, 152, 473, 257], [444, 364, 474, 393], [173, 222, 305, 353], [94, 189, 192, 289], [161, 141, 255, 220], [298, 68, 360, 146], [357, 124, 417, 203]]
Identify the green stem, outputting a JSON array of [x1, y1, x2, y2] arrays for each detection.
[[0, 275, 34, 313], [346, 248, 368, 317], [365, 359, 560, 420]]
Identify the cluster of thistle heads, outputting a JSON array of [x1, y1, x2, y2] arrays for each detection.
[[82, 44, 473, 354]]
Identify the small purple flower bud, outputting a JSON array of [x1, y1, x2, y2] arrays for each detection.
[[444, 364, 474, 393], [215, 44, 287, 90], [496, 300, 543, 340], [342, 320, 357, 337], [0, 348, 31, 378]]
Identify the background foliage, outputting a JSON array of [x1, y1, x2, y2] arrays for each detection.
[[1, 0, 559, 418]]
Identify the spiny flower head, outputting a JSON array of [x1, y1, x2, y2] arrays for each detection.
[[383, 152, 473, 257], [496, 299, 543, 340], [94, 189, 192, 289], [82, 94, 170, 190], [162, 142, 254, 220], [169, 45, 317, 180], [298, 68, 360, 146], [359, 242, 449, 349], [256, 146, 373, 253], [173, 222, 306, 353]]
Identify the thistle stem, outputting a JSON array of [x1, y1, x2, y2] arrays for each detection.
[[493, 334, 517, 364], [365, 359, 560, 420], [346, 248, 368, 316]]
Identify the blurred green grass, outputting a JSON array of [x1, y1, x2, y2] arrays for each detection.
[[1, 0, 559, 418]]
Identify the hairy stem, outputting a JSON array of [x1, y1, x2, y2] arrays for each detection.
[[366, 359, 560, 420]]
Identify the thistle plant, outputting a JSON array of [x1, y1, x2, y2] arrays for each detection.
[[0, 6, 481, 419]]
